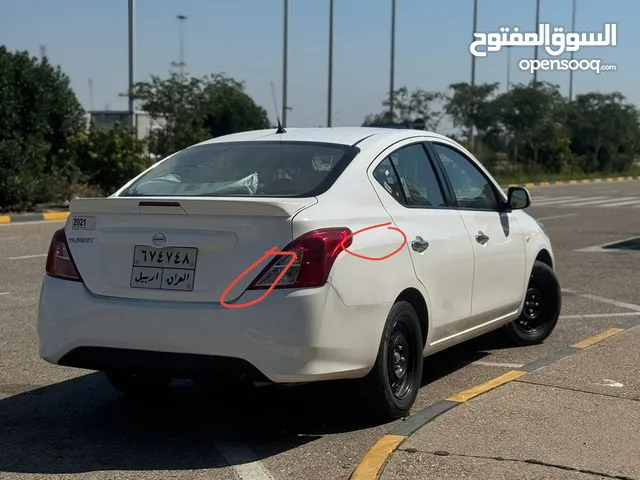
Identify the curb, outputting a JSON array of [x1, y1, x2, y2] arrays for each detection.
[[349, 317, 640, 480], [1, 176, 638, 224], [503, 175, 640, 189], [0, 211, 69, 224]]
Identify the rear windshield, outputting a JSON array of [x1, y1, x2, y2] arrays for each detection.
[[119, 141, 359, 197]]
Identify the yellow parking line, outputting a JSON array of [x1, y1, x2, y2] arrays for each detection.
[[350, 434, 406, 480], [571, 328, 624, 349], [0, 216, 11, 224], [447, 370, 526, 403], [42, 212, 69, 221]]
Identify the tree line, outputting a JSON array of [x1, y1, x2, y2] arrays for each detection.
[[1, 45, 639, 212], [363, 82, 640, 180], [0, 47, 270, 212]]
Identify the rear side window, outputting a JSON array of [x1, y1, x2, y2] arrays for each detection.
[[373, 143, 446, 207], [119, 141, 359, 197]]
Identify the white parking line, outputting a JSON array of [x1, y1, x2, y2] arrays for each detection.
[[575, 235, 640, 252], [546, 196, 609, 207], [562, 289, 640, 312], [536, 213, 576, 221], [471, 360, 524, 368], [0, 292, 9, 296], [0, 237, 20, 241], [560, 312, 640, 319], [532, 196, 578, 205], [0, 220, 65, 227], [602, 199, 640, 207], [6, 254, 47, 260], [215, 440, 276, 480]]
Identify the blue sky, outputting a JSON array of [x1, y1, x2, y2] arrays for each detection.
[[2, 0, 638, 132]]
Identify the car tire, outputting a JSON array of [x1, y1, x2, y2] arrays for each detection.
[[104, 371, 173, 396], [503, 260, 562, 346], [360, 301, 424, 421]]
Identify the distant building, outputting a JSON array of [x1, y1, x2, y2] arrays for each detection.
[[87, 110, 165, 141]]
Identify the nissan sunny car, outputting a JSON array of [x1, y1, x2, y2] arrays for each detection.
[[38, 127, 561, 420]]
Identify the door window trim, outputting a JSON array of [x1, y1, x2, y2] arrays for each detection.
[[369, 140, 455, 210], [428, 140, 507, 213]]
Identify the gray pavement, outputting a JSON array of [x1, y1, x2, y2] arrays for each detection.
[[1, 180, 640, 479], [382, 325, 640, 480]]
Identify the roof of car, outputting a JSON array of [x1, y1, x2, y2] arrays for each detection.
[[196, 126, 451, 147]]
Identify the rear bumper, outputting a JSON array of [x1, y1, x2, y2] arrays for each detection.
[[37, 275, 391, 383]]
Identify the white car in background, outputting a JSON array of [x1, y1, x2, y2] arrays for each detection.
[[38, 126, 561, 420]]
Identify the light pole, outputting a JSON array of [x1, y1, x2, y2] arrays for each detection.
[[389, 0, 396, 122], [471, 0, 478, 86], [533, 0, 540, 84], [569, 0, 576, 100], [171, 14, 187, 81], [506, 46, 511, 91], [128, 0, 135, 129], [327, 0, 334, 127], [282, 0, 289, 127]]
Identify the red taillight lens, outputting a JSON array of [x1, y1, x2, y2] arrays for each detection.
[[248, 227, 352, 290], [45, 228, 83, 282]]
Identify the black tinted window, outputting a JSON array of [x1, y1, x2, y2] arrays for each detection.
[[374, 143, 446, 207], [120, 142, 358, 197], [433, 143, 499, 210]]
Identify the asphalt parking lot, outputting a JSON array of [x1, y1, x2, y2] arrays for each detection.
[[1, 180, 640, 480]]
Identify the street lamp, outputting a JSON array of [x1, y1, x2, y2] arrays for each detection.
[[327, 0, 334, 127], [569, 0, 576, 100], [171, 14, 187, 81], [533, 0, 540, 84], [282, 0, 289, 127], [389, 0, 396, 121], [128, 0, 135, 129], [471, 0, 478, 86], [506, 46, 512, 91]]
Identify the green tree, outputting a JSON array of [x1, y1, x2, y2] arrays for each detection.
[[492, 82, 569, 172], [567, 92, 640, 173], [444, 82, 500, 143], [0, 47, 86, 210], [128, 73, 271, 158], [66, 121, 152, 196]]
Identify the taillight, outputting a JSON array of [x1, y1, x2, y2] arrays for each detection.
[[45, 228, 83, 282], [248, 227, 352, 290]]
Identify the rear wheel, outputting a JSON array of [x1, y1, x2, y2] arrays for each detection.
[[503, 260, 561, 346], [104, 371, 173, 396], [360, 301, 423, 421]]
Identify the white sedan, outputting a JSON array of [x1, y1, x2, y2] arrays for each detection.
[[38, 126, 561, 420]]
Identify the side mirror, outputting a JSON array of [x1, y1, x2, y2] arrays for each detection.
[[507, 186, 531, 210]]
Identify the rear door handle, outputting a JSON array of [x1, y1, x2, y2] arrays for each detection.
[[475, 231, 489, 245], [411, 236, 430, 253]]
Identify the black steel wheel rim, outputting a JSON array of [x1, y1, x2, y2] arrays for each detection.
[[387, 319, 416, 400], [518, 286, 545, 332]]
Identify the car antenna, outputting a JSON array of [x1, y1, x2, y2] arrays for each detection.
[[270, 81, 286, 134]]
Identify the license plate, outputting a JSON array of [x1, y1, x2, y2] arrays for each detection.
[[130, 246, 198, 291]]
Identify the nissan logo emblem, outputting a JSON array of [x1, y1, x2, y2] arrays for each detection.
[[152, 233, 167, 247]]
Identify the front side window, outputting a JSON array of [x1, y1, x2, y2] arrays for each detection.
[[119, 141, 358, 197], [432, 143, 499, 210]]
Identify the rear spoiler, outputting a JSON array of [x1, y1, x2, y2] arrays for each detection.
[[70, 196, 318, 217]]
